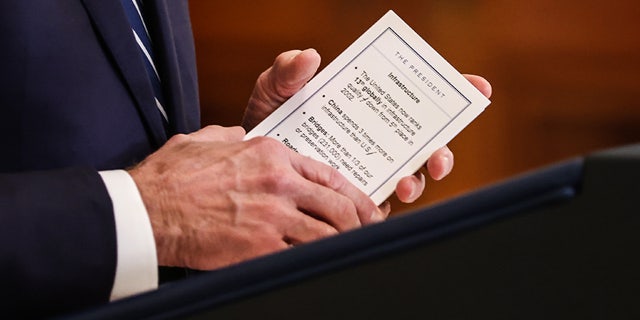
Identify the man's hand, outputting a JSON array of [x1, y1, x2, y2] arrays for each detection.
[[129, 126, 384, 270], [242, 49, 322, 131], [242, 49, 493, 208], [394, 74, 492, 204]]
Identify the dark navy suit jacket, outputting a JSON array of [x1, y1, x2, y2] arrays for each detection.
[[0, 0, 200, 316]]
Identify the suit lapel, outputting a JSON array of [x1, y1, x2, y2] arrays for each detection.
[[80, 0, 168, 147], [146, 0, 201, 134]]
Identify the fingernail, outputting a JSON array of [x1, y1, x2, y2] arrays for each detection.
[[380, 201, 391, 217], [436, 154, 453, 180], [409, 173, 426, 201], [444, 154, 453, 177], [370, 209, 385, 223]]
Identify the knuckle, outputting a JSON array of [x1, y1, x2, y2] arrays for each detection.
[[252, 226, 286, 249], [324, 166, 347, 191], [331, 197, 360, 229], [202, 124, 223, 131], [242, 137, 303, 193], [253, 222, 280, 238], [168, 133, 190, 145], [275, 50, 293, 62], [246, 136, 281, 153], [317, 224, 339, 238], [261, 169, 294, 193], [230, 125, 247, 137]]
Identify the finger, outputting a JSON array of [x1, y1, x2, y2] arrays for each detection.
[[245, 192, 342, 244], [426, 146, 454, 181], [189, 125, 246, 142], [271, 48, 321, 99], [463, 74, 492, 98], [231, 195, 339, 247], [253, 170, 361, 232], [282, 212, 340, 245], [288, 152, 384, 226], [290, 171, 363, 231], [243, 49, 322, 131], [378, 201, 391, 217], [238, 139, 364, 231], [395, 172, 426, 203]]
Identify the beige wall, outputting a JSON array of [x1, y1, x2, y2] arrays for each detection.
[[189, 0, 640, 214]]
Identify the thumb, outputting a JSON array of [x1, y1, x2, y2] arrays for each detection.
[[269, 48, 321, 100], [243, 49, 321, 130]]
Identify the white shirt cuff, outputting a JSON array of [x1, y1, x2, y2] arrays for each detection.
[[99, 170, 158, 301]]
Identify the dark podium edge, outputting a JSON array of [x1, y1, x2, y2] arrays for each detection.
[[64, 150, 598, 319]]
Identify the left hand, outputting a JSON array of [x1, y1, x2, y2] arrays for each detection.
[[242, 49, 322, 131], [393, 74, 492, 205], [243, 49, 493, 212]]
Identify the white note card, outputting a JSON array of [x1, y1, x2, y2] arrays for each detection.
[[246, 10, 491, 205]]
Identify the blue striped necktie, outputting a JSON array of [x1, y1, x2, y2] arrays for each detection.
[[120, 0, 168, 123]]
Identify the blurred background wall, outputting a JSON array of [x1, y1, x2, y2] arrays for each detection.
[[188, 0, 640, 214]]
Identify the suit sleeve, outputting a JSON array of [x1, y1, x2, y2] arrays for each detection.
[[0, 167, 117, 317]]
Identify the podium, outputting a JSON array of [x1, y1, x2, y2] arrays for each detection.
[[67, 144, 640, 319]]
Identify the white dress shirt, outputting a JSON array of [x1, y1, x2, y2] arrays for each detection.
[[99, 170, 158, 300]]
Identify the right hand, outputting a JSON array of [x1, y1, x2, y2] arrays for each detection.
[[128, 125, 385, 270]]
